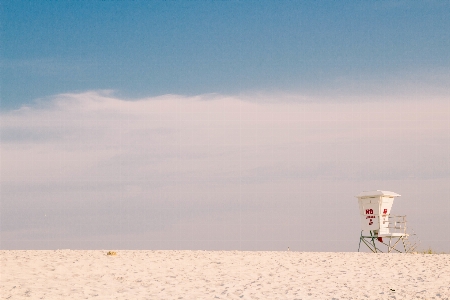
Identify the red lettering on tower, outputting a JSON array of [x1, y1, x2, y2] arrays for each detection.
[[365, 209, 373, 214], [383, 209, 388, 214]]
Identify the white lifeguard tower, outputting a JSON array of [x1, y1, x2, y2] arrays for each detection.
[[356, 190, 418, 253]]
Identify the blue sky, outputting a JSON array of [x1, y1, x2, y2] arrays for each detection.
[[1, 1, 449, 251], [2, 1, 449, 109]]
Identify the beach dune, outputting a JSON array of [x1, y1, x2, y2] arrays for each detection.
[[1, 250, 449, 299]]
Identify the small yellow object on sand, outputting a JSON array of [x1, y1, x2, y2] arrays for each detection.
[[107, 251, 117, 256]]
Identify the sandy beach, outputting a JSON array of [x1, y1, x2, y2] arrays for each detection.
[[1, 250, 449, 299]]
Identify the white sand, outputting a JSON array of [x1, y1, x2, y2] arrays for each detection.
[[1, 250, 449, 299]]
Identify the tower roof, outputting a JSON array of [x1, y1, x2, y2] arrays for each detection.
[[355, 190, 401, 198]]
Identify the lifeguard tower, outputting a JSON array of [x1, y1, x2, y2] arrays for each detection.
[[356, 190, 418, 253]]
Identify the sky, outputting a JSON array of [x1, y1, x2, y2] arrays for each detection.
[[1, 1, 449, 251]]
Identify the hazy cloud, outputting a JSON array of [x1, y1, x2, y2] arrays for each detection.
[[1, 91, 449, 251]]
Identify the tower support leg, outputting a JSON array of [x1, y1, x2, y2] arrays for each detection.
[[358, 231, 363, 252]]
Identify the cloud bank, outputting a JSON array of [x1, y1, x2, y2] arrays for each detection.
[[1, 91, 449, 251]]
